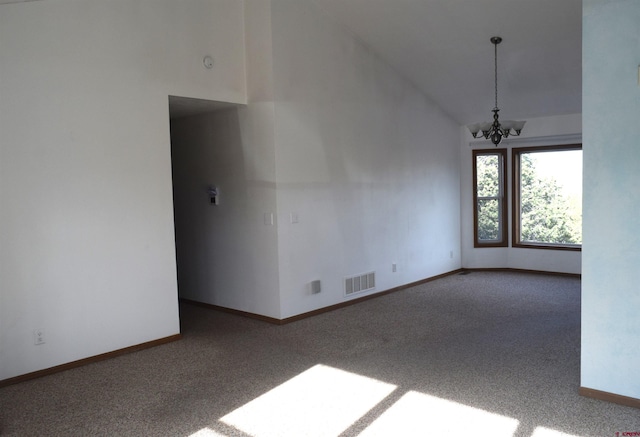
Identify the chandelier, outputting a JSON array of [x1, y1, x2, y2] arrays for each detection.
[[467, 37, 525, 145]]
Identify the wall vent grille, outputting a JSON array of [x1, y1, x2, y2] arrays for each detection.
[[345, 271, 375, 296]]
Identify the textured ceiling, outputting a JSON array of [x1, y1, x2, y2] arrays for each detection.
[[313, 0, 582, 125]]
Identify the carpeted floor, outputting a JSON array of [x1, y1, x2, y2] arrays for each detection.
[[1, 271, 638, 436]]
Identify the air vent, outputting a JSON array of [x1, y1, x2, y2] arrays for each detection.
[[345, 271, 375, 296]]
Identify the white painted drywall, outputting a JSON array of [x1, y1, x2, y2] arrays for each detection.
[[167, 0, 281, 319], [170, 108, 281, 319], [1, 0, 593, 384], [269, 0, 462, 318], [171, 0, 462, 321], [582, 0, 640, 399], [460, 113, 583, 274], [0, 0, 246, 380]]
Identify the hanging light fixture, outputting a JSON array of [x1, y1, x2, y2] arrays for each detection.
[[467, 37, 525, 145]]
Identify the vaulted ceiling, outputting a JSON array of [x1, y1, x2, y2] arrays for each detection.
[[313, 0, 582, 126], [0, 0, 40, 4], [1, 0, 582, 126]]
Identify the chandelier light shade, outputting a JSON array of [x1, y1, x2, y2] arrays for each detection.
[[467, 36, 526, 145]]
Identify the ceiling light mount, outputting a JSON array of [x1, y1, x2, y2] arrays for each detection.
[[467, 36, 525, 146]]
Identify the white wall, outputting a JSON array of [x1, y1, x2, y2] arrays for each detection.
[[168, 0, 282, 320], [582, 0, 640, 399], [269, 0, 462, 318], [0, 0, 246, 381], [460, 113, 583, 275], [169, 0, 462, 321], [170, 108, 281, 319], [1, 0, 591, 384]]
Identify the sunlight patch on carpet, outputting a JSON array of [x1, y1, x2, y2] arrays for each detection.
[[220, 364, 397, 437], [358, 391, 519, 437], [531, 427, 583, 437], [188, 428, 227, 437]]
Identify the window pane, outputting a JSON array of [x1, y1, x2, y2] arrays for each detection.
[[477, 198, 501, 241], [517, 148, 582, 246], [473, 149, 507, 247], [476, 155, 500, 197]]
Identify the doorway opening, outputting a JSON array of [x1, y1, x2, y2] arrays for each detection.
[[167, 95, 242, 330]]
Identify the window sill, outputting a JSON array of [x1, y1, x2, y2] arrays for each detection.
[[513, 243, 581, 252]]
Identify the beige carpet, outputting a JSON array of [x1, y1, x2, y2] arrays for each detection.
[[1, 271, 638, 436]]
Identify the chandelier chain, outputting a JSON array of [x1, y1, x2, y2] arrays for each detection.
[[466, 36, 525, 146], [494, 40, 498, 110]]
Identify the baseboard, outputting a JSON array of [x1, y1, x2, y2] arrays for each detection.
[[463, 267, 581, 279], [579, 387, 640, 409], [182, 268, 578, 324], [0, 269, 581, 388], [182, 268, 464, 325], [0, 334, 182, 388], [280, 268, 464, 324]]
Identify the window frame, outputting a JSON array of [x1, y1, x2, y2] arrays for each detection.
[[473, 148, 508, 248], [511, 144, 582, 251]]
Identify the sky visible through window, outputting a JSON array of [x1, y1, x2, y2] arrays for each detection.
[[529, 149, 582, 200], [519, 148, 582, 246]]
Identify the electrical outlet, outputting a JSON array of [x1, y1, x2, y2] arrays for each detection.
[[33, 329, 45, 345], [450, 250, 454, 259], [392, 263, 397, 272]]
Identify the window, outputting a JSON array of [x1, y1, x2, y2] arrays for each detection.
[[512, 145, 582, 250], [473, 149, 508, 247]]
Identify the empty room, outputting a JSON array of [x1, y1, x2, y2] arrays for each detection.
[[1, 0, 639, 436]]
